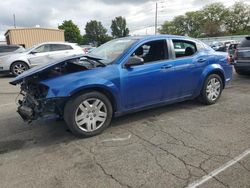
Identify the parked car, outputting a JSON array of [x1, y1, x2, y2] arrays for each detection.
[[0, 44, 25, 57], [0, 42, 84, 76], [210, 41, 225, 52], [228, 43, 239, 61], [210, 40, 237, 52], [10, 35, 233, 137], [234, 36, 250, 75]]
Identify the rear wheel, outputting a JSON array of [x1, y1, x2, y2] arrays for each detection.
[[200, 74, 223, 105], [64, 91, 113, 137], [11, 61, 29, 76]]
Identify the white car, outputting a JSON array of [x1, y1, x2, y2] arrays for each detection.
[[0, 42, 84, 76]]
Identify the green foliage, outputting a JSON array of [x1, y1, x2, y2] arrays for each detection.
[[85, 20, 111, 46], [58, 20, 82, 43], [159, 1, 250, 37], [225, 1, 250, 35], [201, 2, 228, 36], [111, 16, 129, 38]]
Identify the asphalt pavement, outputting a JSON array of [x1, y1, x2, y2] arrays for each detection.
[[0, 73, 249, 188]]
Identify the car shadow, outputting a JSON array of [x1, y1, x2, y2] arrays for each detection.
[[0, 99, 205, 155], [111, 100, 203, 127], [0, 74, 14, 78]]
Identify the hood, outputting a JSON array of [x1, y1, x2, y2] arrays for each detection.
[[10, 55, 85, 85]]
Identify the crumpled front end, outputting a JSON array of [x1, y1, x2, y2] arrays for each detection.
[[17, 81, 65, 122]]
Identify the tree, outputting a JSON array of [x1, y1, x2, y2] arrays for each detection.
[[160, 1, 250, 37], [225, 1, 250, 35], [85, 20, 110, 46], [159, 21, 175, 34], [159, 16, 188, 36], [58, 20, 82, 43], [111, 16, 129, 38], [199, 2, 229, 37], [185, 11, 204, 37]]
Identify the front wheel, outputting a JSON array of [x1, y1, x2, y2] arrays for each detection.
[[11, 61, 29, 76], [200, 74, 223, 105], [64, 91, 113, 137]]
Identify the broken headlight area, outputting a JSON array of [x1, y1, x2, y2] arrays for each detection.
[[17, 82, 65, 122]]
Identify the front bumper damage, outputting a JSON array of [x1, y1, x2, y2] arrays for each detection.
[[17, 86, 66, 122]]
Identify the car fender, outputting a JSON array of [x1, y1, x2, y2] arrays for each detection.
[[194, 64, 226, 96], [44, 78, 121, 110], [9, 55, 30, 68]]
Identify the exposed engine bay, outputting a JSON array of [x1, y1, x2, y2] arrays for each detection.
[[15, 56, 105, 122]]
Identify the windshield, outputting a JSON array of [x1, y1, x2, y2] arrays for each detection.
[[90, 38, 137, 64]]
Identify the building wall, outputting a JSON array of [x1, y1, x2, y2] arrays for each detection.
[[5, 28, 65, 48]]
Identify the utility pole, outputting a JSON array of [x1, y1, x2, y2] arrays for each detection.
[[155, 2, 158, 35], [13, 14, 16, 28]]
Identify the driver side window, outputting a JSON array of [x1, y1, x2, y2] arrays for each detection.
[[34, 44, 50, 53], [132, 40, 168, 64]]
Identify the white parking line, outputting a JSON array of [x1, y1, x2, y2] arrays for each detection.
[[0, 103, 15, 107], [101, 134, 132, 142], [187, 148, 250, 188]]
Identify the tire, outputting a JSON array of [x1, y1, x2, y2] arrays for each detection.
[[64, 91, 113, 137], [200, 74, 223, 105], [11, 61, 29, 76]]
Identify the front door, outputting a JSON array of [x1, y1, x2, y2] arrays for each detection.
[[120, 39, 172, 110], [28, 44, 51, 67]]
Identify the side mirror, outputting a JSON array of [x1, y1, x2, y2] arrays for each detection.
[[125, 56, 144, 68], [30, 50, 38, 54]]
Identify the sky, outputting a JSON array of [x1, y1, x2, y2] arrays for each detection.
[[0, 0, 249, 41]]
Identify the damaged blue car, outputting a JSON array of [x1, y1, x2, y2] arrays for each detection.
[[10, 35, 233, 137]]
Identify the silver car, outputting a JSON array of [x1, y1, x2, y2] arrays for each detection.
[[0, 42, 84, 76]]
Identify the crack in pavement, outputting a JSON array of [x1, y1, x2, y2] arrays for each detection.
[[121, 127, 233, 188], [143, 145, 188, 182], [95, 158, 131, 188], [86, 140, 132, 188]]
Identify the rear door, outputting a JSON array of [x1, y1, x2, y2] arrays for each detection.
[[49, 44, 75, 59], [167, 39, 207, 97]]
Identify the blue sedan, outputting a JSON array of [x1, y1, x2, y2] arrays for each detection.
[[10, 35, 233, 137]]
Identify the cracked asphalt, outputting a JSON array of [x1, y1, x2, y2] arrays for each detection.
[[0, 72, 249, 188]]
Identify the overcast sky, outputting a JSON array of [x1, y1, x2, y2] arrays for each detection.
[[0, 0, 249, 40]]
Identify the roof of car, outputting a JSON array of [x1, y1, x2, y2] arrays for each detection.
[[0, 44, 21, 47], [123, 35, 198, 42], [38, 42, 77, 45]]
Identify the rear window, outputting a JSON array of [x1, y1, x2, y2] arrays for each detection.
[[173, 40, 197, 58], [0, 46, 19, 52], [50, 44, 73, 51], [239, 37, 250, 47]]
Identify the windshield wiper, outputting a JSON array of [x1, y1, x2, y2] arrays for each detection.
[[83, 55, 106, 67]]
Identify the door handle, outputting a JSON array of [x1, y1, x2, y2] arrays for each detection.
[[161, 64, 173, 69], [197, 58, 207, 63]]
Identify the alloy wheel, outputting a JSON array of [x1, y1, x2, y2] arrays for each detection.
[[74, 98, 107, 132], [206, 78, 221, 101], [13, 63, 27, 75]]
